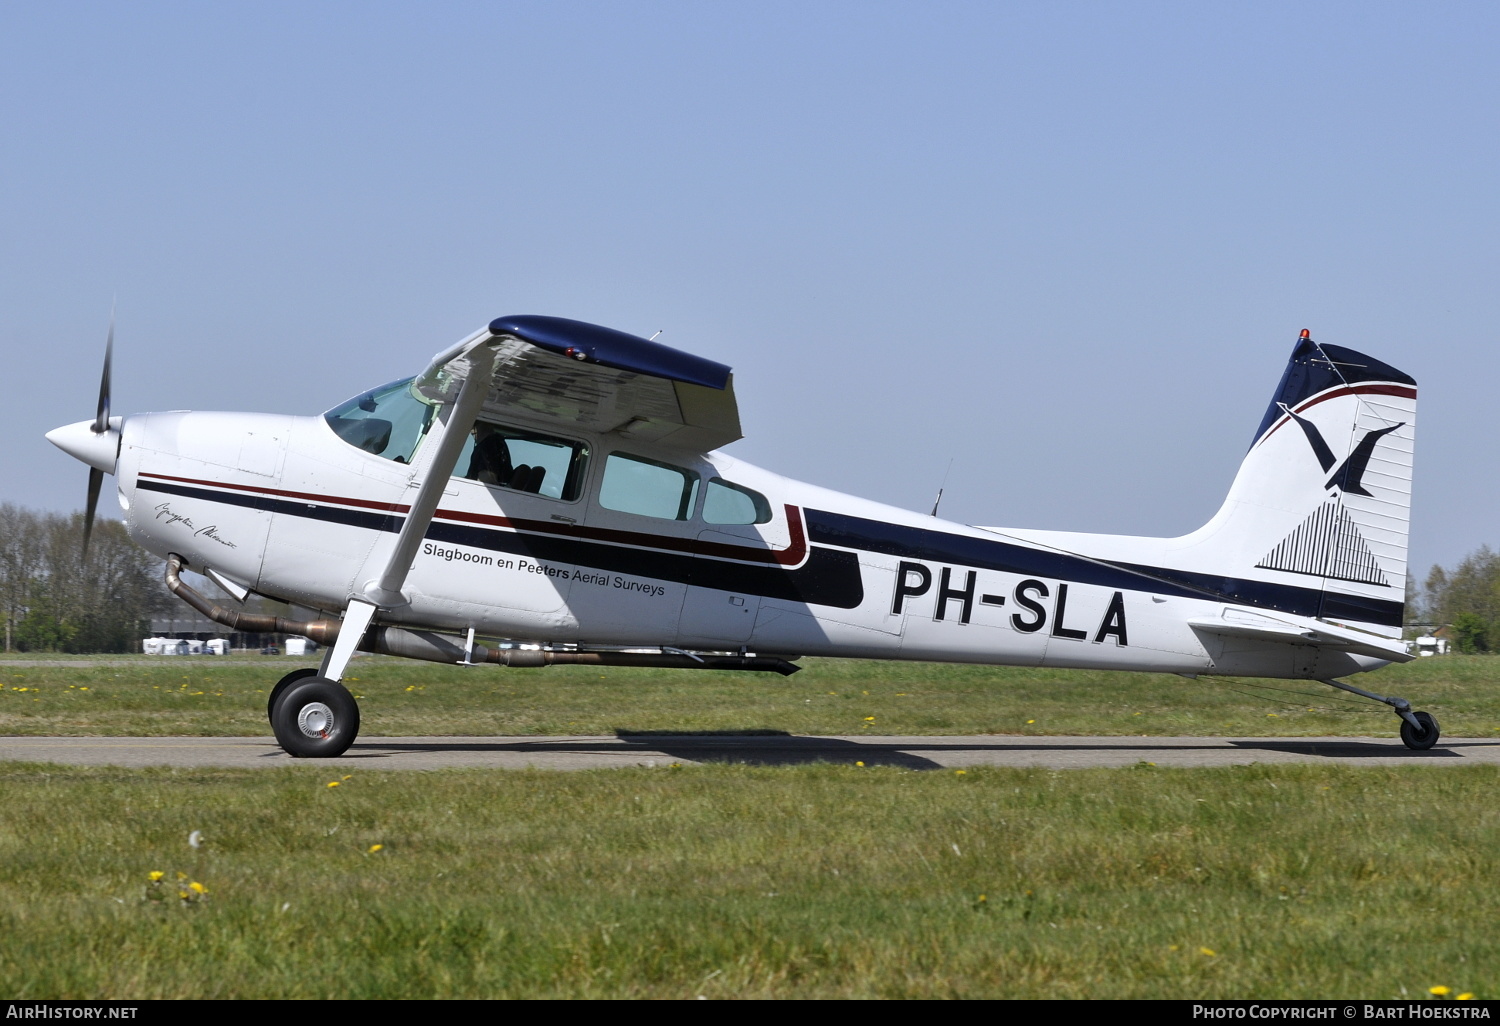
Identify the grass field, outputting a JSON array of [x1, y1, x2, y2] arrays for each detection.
[[0, 761, 1494, 999], [2, 652, 1499, 738], [2, 654, 1496, 998]]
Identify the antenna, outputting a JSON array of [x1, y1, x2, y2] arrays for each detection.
[[649, 330, 663, 341], [929, 458, 955, 517]]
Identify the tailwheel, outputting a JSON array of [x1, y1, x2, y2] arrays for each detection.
[[1320, 678, 1441, 753], [1399, 710, 1440, 751], [267, 668, 319, 725], [271, 677, 360, 758]]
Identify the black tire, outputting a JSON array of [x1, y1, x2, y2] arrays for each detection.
[[271, 678, 360, 758], [1400, 710, 1440, 751], [267, 668, 319, 724]]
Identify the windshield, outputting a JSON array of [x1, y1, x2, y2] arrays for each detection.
[[323, 377, 437, 464]]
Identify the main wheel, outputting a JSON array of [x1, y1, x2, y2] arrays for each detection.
[[271, 678, 360, 758], [1400, 710, 1440, 751], [267, 668, 319, 724]]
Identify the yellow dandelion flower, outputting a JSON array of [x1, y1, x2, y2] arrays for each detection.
[[955, 770, 967, 775], [327, 781, 341, 788], [342, 775, 351, 781], [148, 871, 164, 882], [1430, 986, 1451, 997], [1458, 994, 1474, 1001], [863, 716, 875, 721], [1026, 719, 1035, 724], [1199, 947, 1216, 957], [855, 761, 865, 767], [368, 844, 384, 854], [189, 882, 207, 894]]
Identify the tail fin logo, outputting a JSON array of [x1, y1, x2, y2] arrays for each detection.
[[1277, 403, 1404, 497], [1260, 402, 1404, 587], [1255, 500, 1390, 586]]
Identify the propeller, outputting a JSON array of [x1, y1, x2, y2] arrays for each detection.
[[82, 318, 114, 556]]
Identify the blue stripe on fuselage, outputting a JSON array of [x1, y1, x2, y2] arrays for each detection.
[[802, 509, 1402, 628]]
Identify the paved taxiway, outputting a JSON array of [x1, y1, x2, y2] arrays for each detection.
[[2, 735, 1498, 770]]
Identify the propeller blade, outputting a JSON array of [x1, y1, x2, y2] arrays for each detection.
[[93, 317, 113, 435], [83, 467, 103, 557]]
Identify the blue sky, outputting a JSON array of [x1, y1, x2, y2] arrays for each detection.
[[4, 1, 1497, 578]]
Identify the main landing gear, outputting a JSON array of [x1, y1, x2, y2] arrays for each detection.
[[265, 599, 378, 758], [1319, 677, 1441, 751], [269, 672, 361, 758], [268, 667, 359, 759]]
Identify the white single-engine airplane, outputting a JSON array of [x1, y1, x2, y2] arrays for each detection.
[[47, 316, 1432, 757]]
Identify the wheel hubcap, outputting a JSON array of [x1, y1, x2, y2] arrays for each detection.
[[297, 702, 335, 738]]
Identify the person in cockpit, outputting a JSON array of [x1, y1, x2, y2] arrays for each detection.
[[466, 422, 513, 485]]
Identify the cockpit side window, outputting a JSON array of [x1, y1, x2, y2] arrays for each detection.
[[454, 421, 588, 502], [323, 378, 436, 464]]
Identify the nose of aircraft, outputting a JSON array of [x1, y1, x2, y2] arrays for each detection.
[[46, 418, 121, 474]]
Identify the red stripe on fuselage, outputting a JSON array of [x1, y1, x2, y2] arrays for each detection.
[[139, 471, 412, 512], [137, 472, 808, 567], [434, 503, 808, 566]]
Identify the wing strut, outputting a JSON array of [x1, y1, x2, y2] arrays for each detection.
[[366, 342, 497, 607], [316, 342, 497, 684]]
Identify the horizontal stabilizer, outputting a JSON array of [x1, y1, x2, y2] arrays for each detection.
[[1188, 612, 1412, 663]]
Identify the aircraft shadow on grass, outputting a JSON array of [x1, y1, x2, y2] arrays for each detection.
[[316, 733, 1461, 767], [322, 732, 945, 769], [1225, 739, 1459, 758]]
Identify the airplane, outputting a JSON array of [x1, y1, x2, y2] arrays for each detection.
[[46, 315, 1433, 757]]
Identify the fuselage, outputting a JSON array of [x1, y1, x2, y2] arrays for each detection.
[[109, 398, 1389, 681]]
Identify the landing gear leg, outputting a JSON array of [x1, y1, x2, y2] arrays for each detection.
[[269, 600, 378, 758], [1318, 677, 1441, 751], [318, 599, 379, 683]]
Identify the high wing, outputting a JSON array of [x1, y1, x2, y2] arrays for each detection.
[[355, 315, 741, 620], [417, 315, 742, 452]]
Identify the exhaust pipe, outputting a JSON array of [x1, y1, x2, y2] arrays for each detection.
[[165, 555, 799, 675], [365, 626, 799, 674], [165, 554, 342, 645]]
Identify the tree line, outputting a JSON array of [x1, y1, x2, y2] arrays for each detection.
[[0, 505, 171, 653], [1416, 547, 1500, 653]]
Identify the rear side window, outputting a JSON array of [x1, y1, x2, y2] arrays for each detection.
[[702, 478, 772, 525], [599, 452, 699, 520]]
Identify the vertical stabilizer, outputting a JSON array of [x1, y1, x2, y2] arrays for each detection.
[[1180, 332, 1416, 637]]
